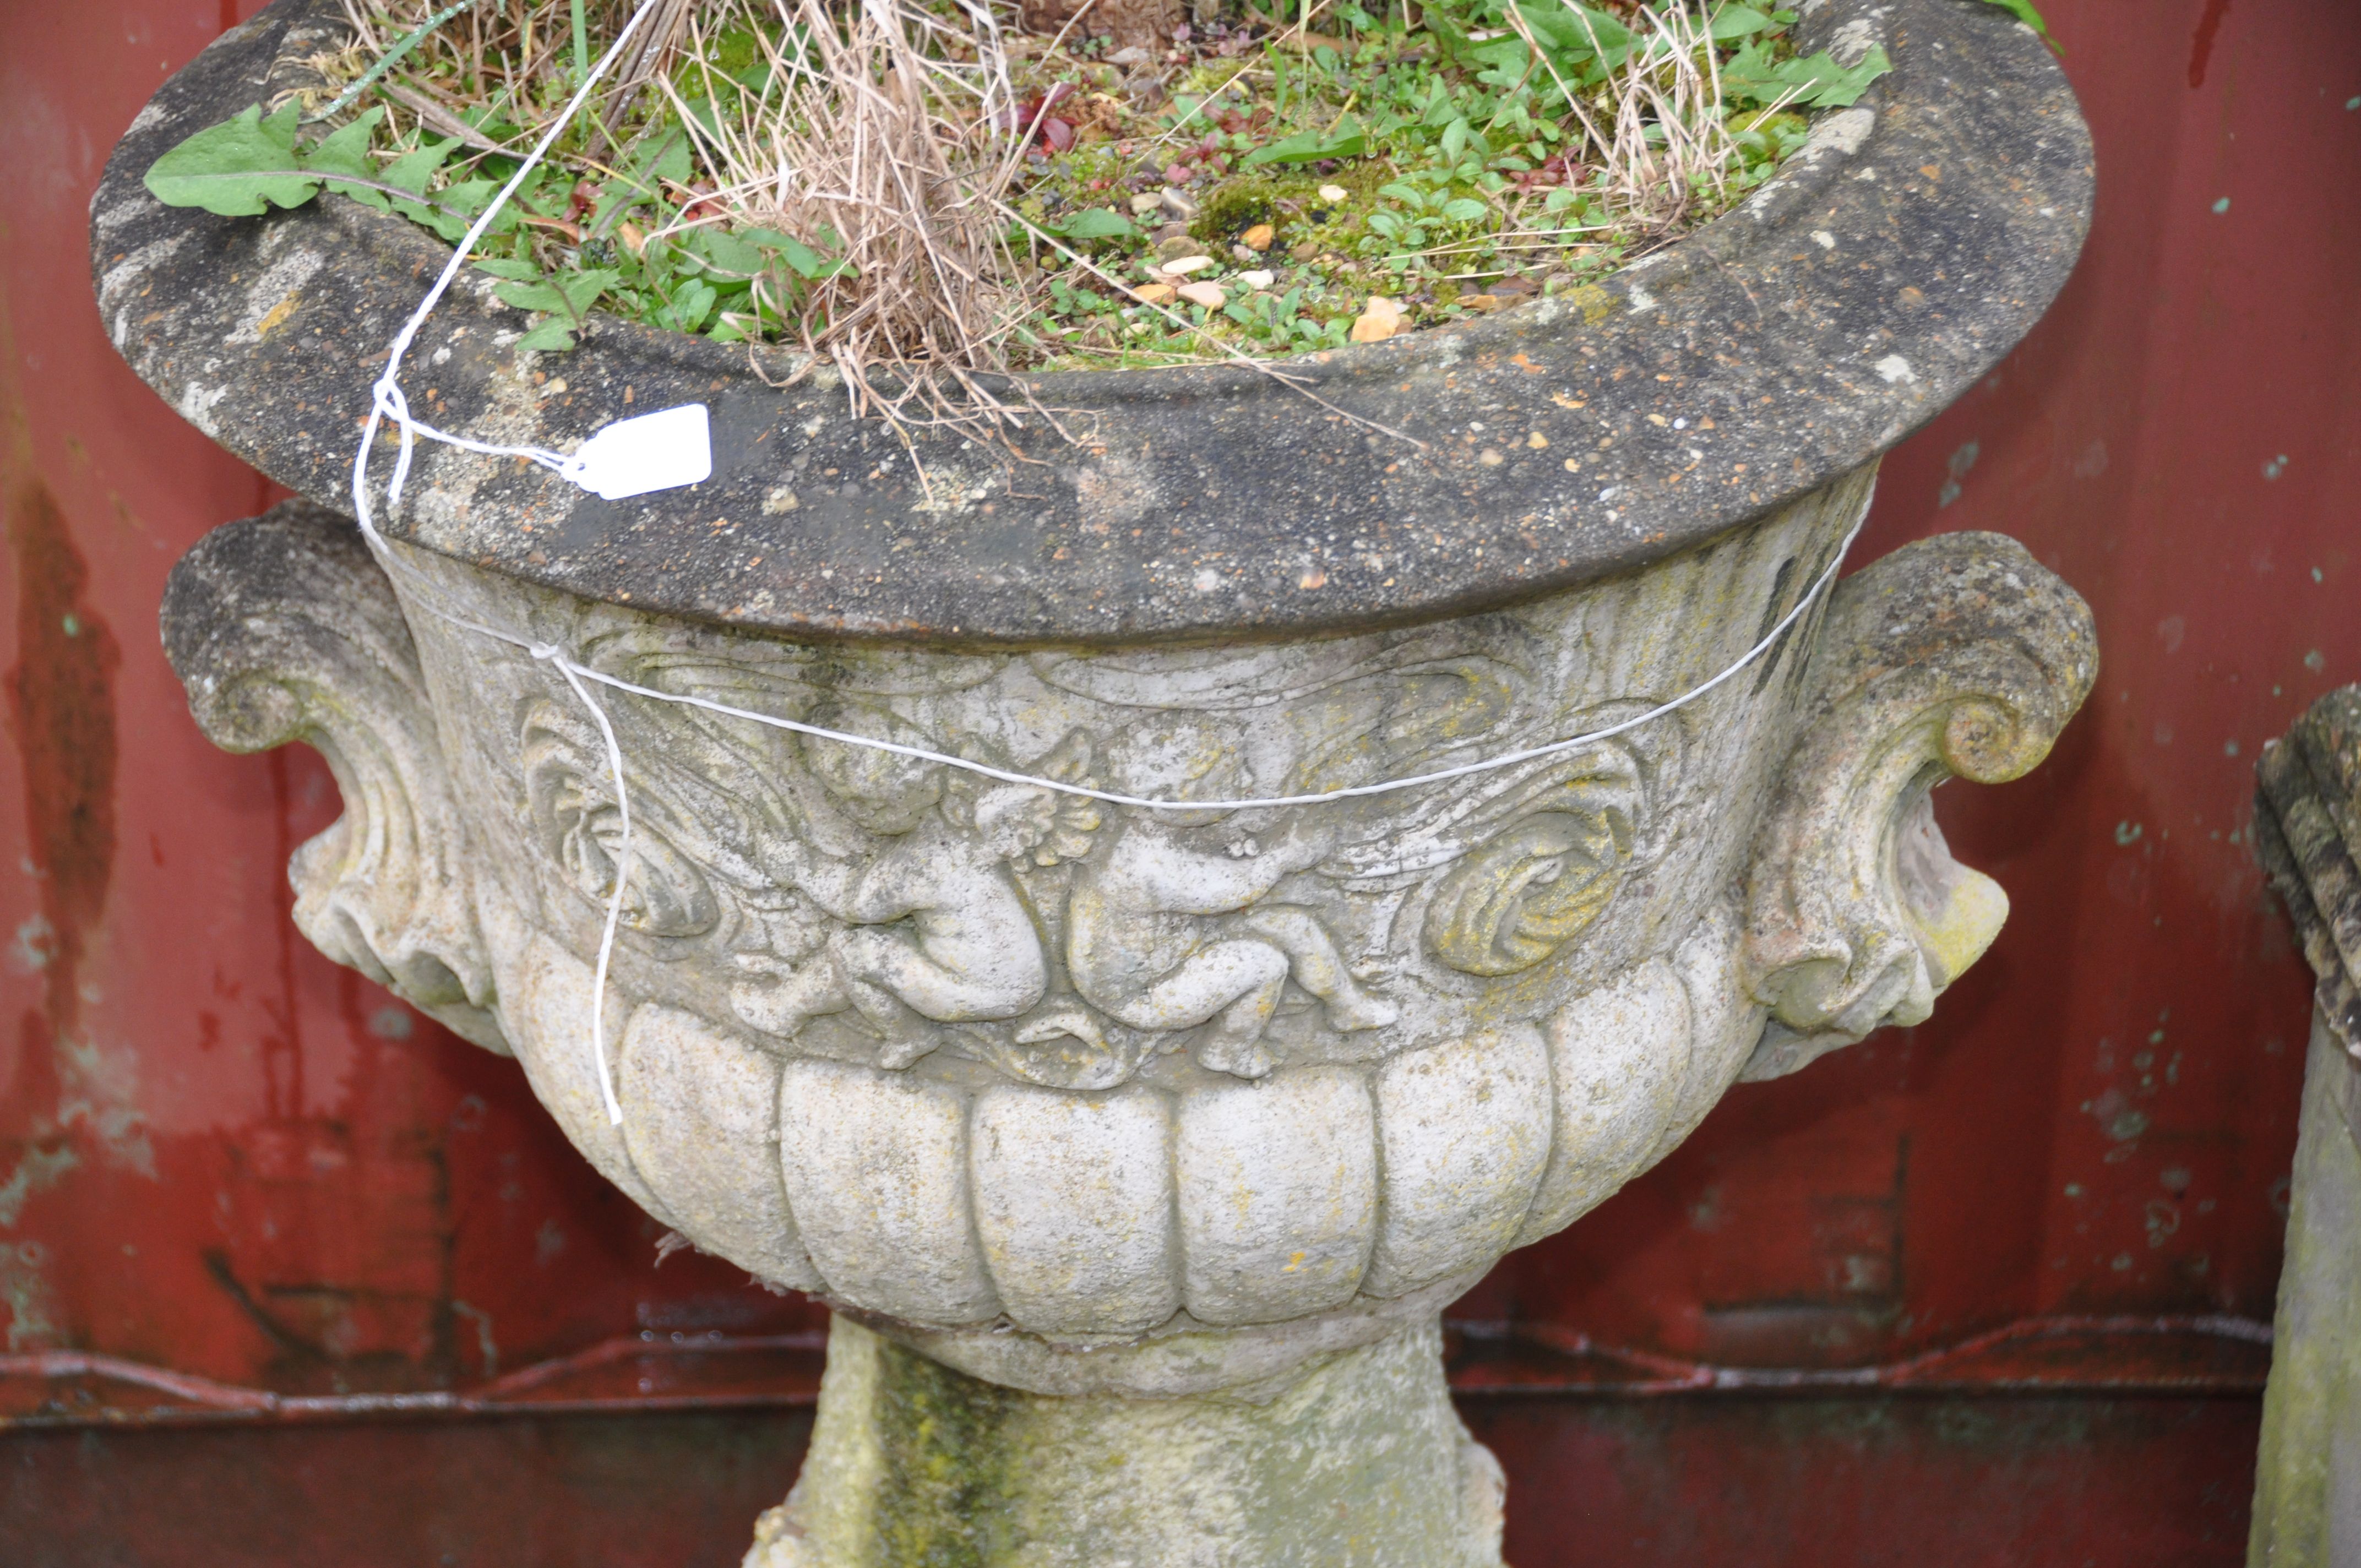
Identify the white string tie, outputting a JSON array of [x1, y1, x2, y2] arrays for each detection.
[[346, 0, 669, 1124], [549, 657, 634, 1128], [374, 375, 572, 508]]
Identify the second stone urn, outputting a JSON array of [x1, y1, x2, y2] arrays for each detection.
[[102, 0, 2097, 1560]]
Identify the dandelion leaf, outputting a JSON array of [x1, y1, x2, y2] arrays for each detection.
[[1721, 40, 1892, 109], [1056, 208, 1136, 241], [1243, 114, 1368, 167], [143, 102, 320, 216]]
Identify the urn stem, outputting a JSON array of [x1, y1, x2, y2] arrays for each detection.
[[749, 1315, 1508, 1568]]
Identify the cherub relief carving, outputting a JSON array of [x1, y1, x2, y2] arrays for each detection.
[[716, 705, 1053, 1065], [1064, 716, 1396, 1079], [518, 680, 1055, 1067], [501, 622, 1689, 1086]]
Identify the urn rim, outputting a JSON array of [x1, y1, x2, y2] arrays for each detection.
[[94, 0, 2091, 649]]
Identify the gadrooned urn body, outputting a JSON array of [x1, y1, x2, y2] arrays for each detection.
[[162, 480, 2094, 1393]]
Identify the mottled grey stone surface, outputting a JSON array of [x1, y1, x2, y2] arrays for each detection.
[[2253, 686, 2361, 1565], [747, 1315, 1507, 1568], [2259, 685, 2361, 1063]]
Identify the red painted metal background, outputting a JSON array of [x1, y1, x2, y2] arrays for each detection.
[[5, 0, 2358, 1561]]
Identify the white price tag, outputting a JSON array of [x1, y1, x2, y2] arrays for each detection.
[[559, 403, 712, 500]]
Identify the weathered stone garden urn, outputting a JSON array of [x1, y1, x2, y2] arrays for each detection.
[[98, 1, 2095, 1560]]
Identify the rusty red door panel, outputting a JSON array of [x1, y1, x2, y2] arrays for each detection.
[[5, 0, 2358, 1561]]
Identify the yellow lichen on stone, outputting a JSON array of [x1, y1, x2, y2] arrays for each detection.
[[1912, 865, 2010, 988]]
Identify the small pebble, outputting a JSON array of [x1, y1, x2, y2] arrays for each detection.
[[1290, 239, 1320, 262], [1241, 223, 1276, 251], [1153, 225, 1194, 249], [1128, 192, 1163, 216], [1318, 183, 1348, 202], [1231, 244, 1258, 263], [1177, 280, 1227, 308], [1160, 254, 1216, 275], [1131, 282, 1177, 304], [1237, 269, 1275, 288], [1349, 296, 1405, 342], [1461, 294, 1502, 312], [1160, 187, 1201, 220]]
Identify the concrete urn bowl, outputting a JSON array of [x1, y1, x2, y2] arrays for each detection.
[[99, 1, 2096, 1561]]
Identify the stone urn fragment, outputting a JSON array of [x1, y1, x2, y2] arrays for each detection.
[[2253, 686, 2361, 1564], [99, 1, 2097, 1560]]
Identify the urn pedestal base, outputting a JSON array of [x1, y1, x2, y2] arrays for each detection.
[[748, 1316, 1506, 1568]]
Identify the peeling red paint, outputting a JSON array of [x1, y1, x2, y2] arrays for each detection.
[[5, 480, 119, 1042], [2188, 0, 2233, 88], [0, 480, 122, 1345]]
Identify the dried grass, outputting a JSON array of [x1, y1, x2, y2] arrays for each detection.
[[1507, 0, 1747, 241], [321, 0, 1781, 435], [656, 0, 1039, 429]]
